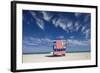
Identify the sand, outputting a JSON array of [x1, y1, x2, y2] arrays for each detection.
[[22, 52, 91, 63]]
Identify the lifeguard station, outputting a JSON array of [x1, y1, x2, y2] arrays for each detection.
[[53, 39, 66, 56]]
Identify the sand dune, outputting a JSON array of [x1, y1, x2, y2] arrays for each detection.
[[23, 52, 91, 63]]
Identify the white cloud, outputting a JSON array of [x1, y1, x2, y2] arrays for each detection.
[[53, 17, 68, 31], [30, 11, 90, 34], [74, 21, 82, 31], [52, 16, 79, 33], [75, 25, 81, 31], [41, 11, 53, 21], [68, 39, 90, 46], [57, 36, 65, 39], [67, 22, 72, 28], [53, 18, 60, 27], [30, 11, 45, 30], [30, 37, 41, 43], [52, 17, 75, 32], [23, 37, 54, 46], [52, 18, 57, 25], [70, 36, 74, 39], [83, 29, 90, 39], [36, 18, 44, 30], [67, 21, 73, 31], [74, 21, 79, 27], [81, 26, 86, 32], [59, 23, 67, 31], [24, 42, 38, 46], [23, 38, 39, 46], [74, 13, 81, 17]]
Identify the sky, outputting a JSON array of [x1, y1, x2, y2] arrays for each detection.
[[22, 10, 91, 54]]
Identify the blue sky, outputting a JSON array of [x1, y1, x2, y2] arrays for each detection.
[[22, 10, 91, 53]]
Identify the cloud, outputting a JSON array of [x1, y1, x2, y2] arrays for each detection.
[[23, 37, 54, 47], [23, 37, 90, 53], [75, 25, 81, 31], [68, 39, 90, 46], [41, 11, 53, 21], [52, 17, 75, 32], [57, 36, 65, 39], [74, 21, 79, 27], [74, 21, 82, 31], [70, 36, 74, 39], [23, 37, 54, 53], [23, 37, 41, 46], [52, 17, 57, 25], [36, 18, 44, 30], [52, 17, 68, 31], [81, 26, 86, 32], [51, 16, 87, 33], [23, 39, 38, 46], [67, 21, 73, 31], [29, 11, 90, 38], [67, 22, 72, 28], [23, 37, 90, 48], [57, 21, 67, 31], [30, 11, 45, 30], [83, 29, 90, 39], [74, 13, 81, 17]]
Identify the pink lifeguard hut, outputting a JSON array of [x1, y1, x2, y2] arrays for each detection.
[[53, 39, 66, 56]]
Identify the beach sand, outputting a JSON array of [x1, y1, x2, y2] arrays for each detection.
[[23, 52, 91, 63]]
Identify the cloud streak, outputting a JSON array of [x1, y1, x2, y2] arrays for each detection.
[[52, 17, 74, 32], [29, 11, 90, 39], [30, 11, 45, 30], [41, 11, 53, 21], [83, 29, 90, 39], [67, 39, 90, 46], [23, 37, 54, 47], [30, 11, 75, 33]]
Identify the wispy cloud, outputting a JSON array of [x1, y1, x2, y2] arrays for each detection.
[[67, 21, 73, 32], [52, 17, 68, 31], [67, 21, 73, 28], [74, 13, 81, 17], [76, 25, 80, 31], [81, 26, 86, 32], [41, 11, 53, 21], [36, 18, 44, 30], [52, 17, 57, 25], [52, 17, 75, 32], [83, 29, 90, 39], [29, 11, 90, 39], [30, 11, 45, 30], [74, 21, 82, 32], [23, 37, 54, 47], [24, 37, 90, 48], [57, 36, 65, 39], [23, 37, 41, 46], [68, 39, 90, 46], [23, 37, 54, 53], [57, 19, 67, 30], [70, 36, 74, 39], [74, 21, 79, 27]]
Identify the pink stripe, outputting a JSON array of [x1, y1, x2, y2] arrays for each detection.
[[54, 51, 65, 55]]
